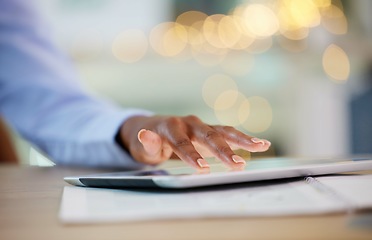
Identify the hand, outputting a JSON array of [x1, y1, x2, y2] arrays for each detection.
[[119, 115, 271, 171]]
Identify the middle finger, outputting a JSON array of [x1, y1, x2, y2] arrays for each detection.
[[193, 124, 246, 169]]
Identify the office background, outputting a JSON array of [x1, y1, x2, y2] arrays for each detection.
[[10, 0, 372, 166]]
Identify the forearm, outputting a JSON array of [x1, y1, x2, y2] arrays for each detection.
[[0, 75, 152, 168]]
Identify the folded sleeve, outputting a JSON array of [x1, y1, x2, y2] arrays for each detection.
[[0, 0, 151, 169]]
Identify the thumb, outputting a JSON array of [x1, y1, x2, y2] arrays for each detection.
[[137, 129, 172, 164]]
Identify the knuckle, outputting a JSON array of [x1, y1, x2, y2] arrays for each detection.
[[164, 116, 182, 127], [221, 125, 234, 132], [173, 138, 191, 147], [217, 145, 231, 155], [204, 130, 220, 140], [184, 115, 200, 123]]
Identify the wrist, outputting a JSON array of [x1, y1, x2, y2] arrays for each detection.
[[115, 126, 127, 151]]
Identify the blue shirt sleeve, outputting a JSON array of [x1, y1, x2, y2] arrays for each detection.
[[0, 0, 151, 169]]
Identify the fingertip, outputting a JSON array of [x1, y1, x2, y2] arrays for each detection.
[[264, 140, 271, 147], [251, 138, 271, 150], [232, 155, 246, 164], [217, 155, 246, 170], [230, 155, 247, 170], [195, 159, 210, 174], [196, 158, 210, 168]]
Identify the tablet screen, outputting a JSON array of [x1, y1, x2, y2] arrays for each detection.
[[96, 157, 372, 177]]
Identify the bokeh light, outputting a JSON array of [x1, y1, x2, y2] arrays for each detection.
[[149, 22, 187, 57], [218, 15, 242, 48], [202, 74, 238, 109], [286, 0, 321, 29], [322, 44, 350, 82], [231, 32, 255, 50], [203, 14, 226, 49], [143, 0, 347, 60], [313, 0, 332, 8], [191, 43, 227, 66], [280, 27, 309, 41], [233, 149, 251, 160], [176, 10, 208, 26], [214, 91, 250, 126], [112, 29, 148, 63], [241, 4, 279, 38], [245, 37, 273, 54], [214, 90, 239, 111], [321, 4, 348, 35], [188, 21, 207, 46], [242, 96, 273, 133], [230, 7, 256, 50]]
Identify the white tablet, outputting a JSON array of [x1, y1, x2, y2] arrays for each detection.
[[64, 156, 372, 189]]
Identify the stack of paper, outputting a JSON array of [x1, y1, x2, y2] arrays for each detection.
[[59, 174, 372, 223]]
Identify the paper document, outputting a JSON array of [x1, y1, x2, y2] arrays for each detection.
[[59, 174, 372, 223]]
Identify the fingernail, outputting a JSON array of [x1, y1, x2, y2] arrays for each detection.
[[232, 155, 246, 164], [251, 137, 265, 145], [137, 129, 147, 144], [138, 129, 158, 144], [197, 158, 210, 168]]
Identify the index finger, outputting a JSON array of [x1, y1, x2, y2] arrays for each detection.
[[193, 125, 247, 170], [164, 124, 210, 171], [213, 125, 271, 152]]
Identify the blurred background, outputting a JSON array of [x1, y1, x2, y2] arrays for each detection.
[[10, 0, 372, 166]]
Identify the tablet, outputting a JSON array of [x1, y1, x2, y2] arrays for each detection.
[[64, 156, 372, 189]]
